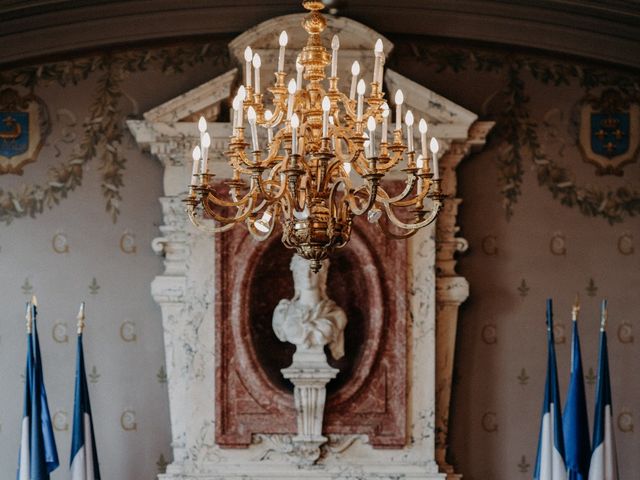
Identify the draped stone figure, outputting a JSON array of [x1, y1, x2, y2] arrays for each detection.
[[272, 254, 348, 365]]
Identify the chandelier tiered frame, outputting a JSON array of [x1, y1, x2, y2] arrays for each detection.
[[186, 0, 444, 272]]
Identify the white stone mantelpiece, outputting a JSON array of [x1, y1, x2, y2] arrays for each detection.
[[129, 12, 493, 480]]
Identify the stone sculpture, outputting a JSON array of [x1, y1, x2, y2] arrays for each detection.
[[272, 254, 348, 464], [272, 254, 347, 365]]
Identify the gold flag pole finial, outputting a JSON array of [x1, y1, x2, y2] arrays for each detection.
[[77, 302, 86, 335], [571, 293, 580, 322], [25, 301, 33, 334], [600, 298, 608, 331]]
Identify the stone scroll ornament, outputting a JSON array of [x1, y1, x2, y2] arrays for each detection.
[[272, 254, 347, 465]]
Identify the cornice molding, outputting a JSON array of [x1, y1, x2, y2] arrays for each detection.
[[0, 0, 639, 69]]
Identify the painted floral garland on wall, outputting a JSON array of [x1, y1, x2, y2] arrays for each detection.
[[406, 43, 640, 223], [0, 44, 229, 223], [0, 40, 638, 224]]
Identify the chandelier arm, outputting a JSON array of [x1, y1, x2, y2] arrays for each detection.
[[375, 218, 421, 240], [187, 207, 242, 233], [346, 182, 378, 216], [202, 194, 256, 224], [376, 175, 418, 204], [200, 182, 255, 208], [382, 199, 442, 230], [255, 175, 288, 204], [258, 134, 287, 167]]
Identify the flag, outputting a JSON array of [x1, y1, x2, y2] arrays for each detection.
[[70, 303, 101, 480], [563, 300, 591, 480], [535, 299, 567, 480], [17, 300, 60, 480], [588, 300, 619, 480]]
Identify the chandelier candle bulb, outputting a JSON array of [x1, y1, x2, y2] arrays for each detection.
[[331, 35, 339, 78], [350, 61, 360, 100], [244, 46, 253, 88], [329, 116, 336, 150], [247, 106, 259, 152], [356, 79, 366, 122], [232, 95, 241, 129], [287, 79, 296, 119], [373, 38, 384, 85], [416, 154, 424, 194], [322, 96, 331, 138], [419, 119, 428, 158], [264, 109, 274, 144], [278, 30, 288, 72], [405, 110, 414, 153], [201, 132, 211, 173], [291, 113, 300, 154], [198, 116, 207, 133], [395, 89, 404, 131], [252, 53, 261, 94], [190, 146, 201, 192], [381, 103, 389, 143], [367, 116, 376, 157], [237, 85, 247, 127], [296, 56, 304, 91], [430, 137, 440, 179]]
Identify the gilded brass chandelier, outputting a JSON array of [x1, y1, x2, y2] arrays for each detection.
[[186, 0, 443, 272]]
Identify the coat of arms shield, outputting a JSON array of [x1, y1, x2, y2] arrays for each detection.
[[0, 88, 49, 175], [579, 89, 639, 176]]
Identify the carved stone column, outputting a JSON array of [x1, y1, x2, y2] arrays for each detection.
[[435, 121, 494, 476]]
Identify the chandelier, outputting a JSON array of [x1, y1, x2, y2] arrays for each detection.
[[186, 0, 443, 272]]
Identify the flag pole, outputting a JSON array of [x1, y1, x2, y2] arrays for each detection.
[[600, 299, 607, 332]]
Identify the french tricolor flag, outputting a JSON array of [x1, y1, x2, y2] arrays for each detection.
[[588, 300, 618, 480], [17, 298, 59, 480], [534, 299, 567, 480], [70, 303, 101, 480]]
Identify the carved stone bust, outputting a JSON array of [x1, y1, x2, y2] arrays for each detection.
[[272, 255, 348, 364]]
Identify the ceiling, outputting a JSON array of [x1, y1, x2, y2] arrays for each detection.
[[1, 0, 639, 69]]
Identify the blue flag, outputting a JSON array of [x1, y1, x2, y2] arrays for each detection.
[[534, 299, 567, 480], [70, 321, 101, 480], [588, 300, 619, 480], [563, 308, 590, 480], [17, 301, 60, 480]]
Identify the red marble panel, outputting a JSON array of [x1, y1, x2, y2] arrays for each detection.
[[215, 218, 407, 448]]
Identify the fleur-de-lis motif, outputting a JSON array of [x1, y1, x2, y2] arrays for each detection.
[[88, 365, 101, 383], [157, 453, 169, 473], [586, 278, 598, 297], [88, 277, 100, 295], [518, 455, 530, 473], [517, 279, 530, 297], [585, 367, 596, 386], [157, 366, 168, 384], [517, 368, 529, 386], [21, 278, 33, 295]]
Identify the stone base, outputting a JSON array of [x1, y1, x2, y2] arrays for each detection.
[[160, 464, 449, 479]]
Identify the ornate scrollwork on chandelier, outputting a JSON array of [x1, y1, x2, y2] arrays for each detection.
[[185, 0, 444, 271]]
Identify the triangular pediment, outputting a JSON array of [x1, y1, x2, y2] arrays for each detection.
[[143, 68, 237, 123]]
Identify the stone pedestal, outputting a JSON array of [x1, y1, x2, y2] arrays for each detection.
[[282, 364, 338, 465]]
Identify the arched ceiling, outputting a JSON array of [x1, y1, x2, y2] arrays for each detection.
[[1, 0, 639, 69]]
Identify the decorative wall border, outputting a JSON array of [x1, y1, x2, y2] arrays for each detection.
[[406, 43, 640, 223], [0, 43, 229, 224]]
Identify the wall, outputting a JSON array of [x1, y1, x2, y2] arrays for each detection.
[[0, 35, 638, 479], [0, 43, 231, 479], [391, 41, 640, 478]]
